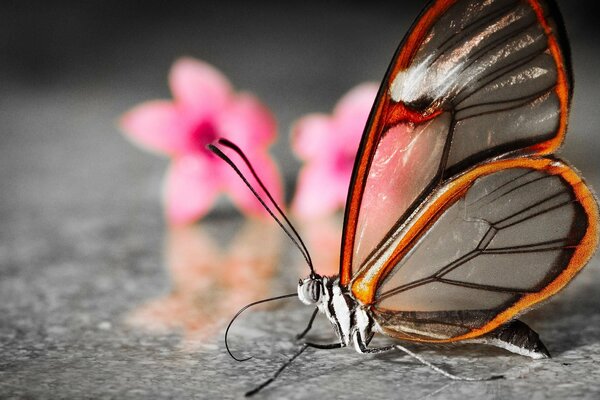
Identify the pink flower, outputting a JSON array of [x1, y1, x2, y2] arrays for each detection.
[[120, 57, 283, 224], [291, 83, 378, 219]]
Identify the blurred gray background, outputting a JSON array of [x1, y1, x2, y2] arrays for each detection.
[[1, 1, 600, 398], [1, 0, 599, 212]]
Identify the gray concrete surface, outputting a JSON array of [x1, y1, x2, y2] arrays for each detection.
[[1, 1, 600, 398]]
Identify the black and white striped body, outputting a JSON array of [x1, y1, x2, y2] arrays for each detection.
[[298, 276, 376, 353], [297, 275, 550, 358]]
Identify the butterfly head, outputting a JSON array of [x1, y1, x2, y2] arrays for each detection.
[[297, 275, 323, 305]]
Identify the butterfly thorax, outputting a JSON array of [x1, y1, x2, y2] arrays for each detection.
[[298, 276, 375, 351]]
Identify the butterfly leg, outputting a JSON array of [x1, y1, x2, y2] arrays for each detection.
[[352, 332, 394, 354], [296, 307, 319, 340], [304, 341, 344, 350], [246, 341, 343, 397], [352, 334, 502, 381], [245, 344, 310, 397]]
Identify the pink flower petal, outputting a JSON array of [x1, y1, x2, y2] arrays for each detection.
[[216, 93, 277, 148], [120, 101, 192, 156], [292, 162, 346, 219], [169, 58, 232, 119], [222, 151, 283, 218], [333, 83, 378, 153], [121, 56, 285, 222], [291, 114, 335, 159], [291, 83, 378, 219], [334, 83, 378, 123], [164, 155, 222, 225]]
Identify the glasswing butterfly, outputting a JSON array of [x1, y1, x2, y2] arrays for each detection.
[[209, 0, 598, 395]]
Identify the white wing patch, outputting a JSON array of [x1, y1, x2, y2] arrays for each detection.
[[390, 54, 449, 103], [389, 5, 531, 105], [389, 53, 468, 104]]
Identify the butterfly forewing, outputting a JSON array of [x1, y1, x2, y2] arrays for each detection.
[[367, 158, 597, 341], [341, 0, 572, 285]]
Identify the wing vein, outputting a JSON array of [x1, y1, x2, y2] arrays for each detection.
[[437, 278, 536, 294], [455, 86, 554, 121], [430, 0, 522, 66], [495, 196, 575, 229]]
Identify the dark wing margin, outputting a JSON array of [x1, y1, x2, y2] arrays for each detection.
[[356, 158, 597, 342], [340, 0, 572, 286]]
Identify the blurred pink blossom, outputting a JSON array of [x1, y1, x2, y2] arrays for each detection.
[[120, 57, 283, 224], [291, 83, 378, 219]]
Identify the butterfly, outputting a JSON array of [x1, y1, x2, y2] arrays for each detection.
[[209, 0, 598, 396]]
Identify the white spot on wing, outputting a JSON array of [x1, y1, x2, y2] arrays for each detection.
[[389, 55, 436, 103], [389, 52, 468, 104], [389, 7, 532, 105]]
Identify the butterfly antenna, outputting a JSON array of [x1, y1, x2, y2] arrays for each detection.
[[207, 139, 317, 277], [225, 292, 298, 362], [392, 344, 504, 381]]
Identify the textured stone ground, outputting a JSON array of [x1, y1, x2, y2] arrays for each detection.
[[2, 1, 600, 399]]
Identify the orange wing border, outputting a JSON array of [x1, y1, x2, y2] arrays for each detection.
[[353, 157, 598, 342], [339, 0, 573, 286], [340, 0, 455, 285]]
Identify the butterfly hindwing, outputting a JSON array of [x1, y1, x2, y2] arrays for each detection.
[[355, 157, 598, 341], [341, 0, 572, 286]]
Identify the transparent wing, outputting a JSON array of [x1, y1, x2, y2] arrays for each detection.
[[360, 158, 598, 341], [340, 0, 572, 284]]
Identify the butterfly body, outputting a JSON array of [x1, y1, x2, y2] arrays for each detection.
[[299, 276, 375, 353]]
